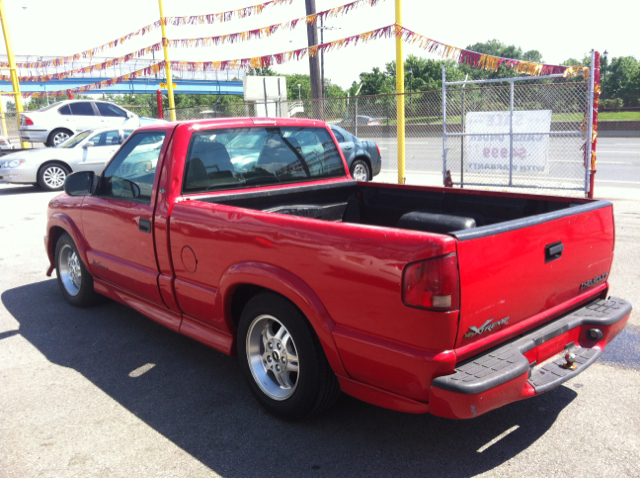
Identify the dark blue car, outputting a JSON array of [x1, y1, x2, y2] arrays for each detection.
[[329, 124, 381, 181]]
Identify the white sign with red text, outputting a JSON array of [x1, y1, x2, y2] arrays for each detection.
[[464, 110, 552, 174]]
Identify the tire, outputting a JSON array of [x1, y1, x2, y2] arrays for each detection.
[[238, 292, 340, 420], [38, 163, 69, 191], [55, 233, 100, 307], [47, 128, 73, 147], [350, 159, 371, 181]]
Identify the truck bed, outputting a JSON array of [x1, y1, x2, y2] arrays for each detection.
[[193, 180, 597, 236]]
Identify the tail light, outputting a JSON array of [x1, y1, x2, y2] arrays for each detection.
[[403, 254, 460, 311], [375, 143, 380, 156], [23, 116, 34, 126]]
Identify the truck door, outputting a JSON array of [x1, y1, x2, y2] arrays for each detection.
[[81, 130, 169, 307]]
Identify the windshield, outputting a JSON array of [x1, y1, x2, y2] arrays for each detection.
[[56, 130, 92, 149], [183, 126, 346, 193]]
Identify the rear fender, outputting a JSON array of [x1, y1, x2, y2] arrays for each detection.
[[45, 214, 88, 276], [219, 262, 348, 377]]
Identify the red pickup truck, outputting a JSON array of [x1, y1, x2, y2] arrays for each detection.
[[45, 118, 631, 420]]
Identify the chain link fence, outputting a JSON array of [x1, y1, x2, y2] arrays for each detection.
[[164, 79, 590, 196], [443, 76, 589, 195]]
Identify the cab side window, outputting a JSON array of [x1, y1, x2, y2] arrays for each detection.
[[100, 131, 166, 203]]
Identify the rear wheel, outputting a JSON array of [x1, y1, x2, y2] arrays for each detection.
[[350, 159, 371, 181], [47, 128, 73, 147], [55, 233, 100, 307], [238, 293, 340, 420], [38, 163, 69, 191]]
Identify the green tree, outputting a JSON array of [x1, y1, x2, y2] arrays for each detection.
[[605, 56, 640, 106], [247, 66, 279, 76]]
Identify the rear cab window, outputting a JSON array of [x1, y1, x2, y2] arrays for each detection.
[[183, 126, 346, 193]]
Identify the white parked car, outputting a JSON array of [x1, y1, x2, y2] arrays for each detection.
[[0, 127, 131, 191], [19, 100, 161, 147], [0, 136, 16, 150]]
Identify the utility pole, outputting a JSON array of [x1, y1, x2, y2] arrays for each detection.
[[0, 0, 28, 148], [304, 0, 323, 119]]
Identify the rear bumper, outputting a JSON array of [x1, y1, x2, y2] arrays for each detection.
[[19, 128, 48, 143], [429, 297, 631, 419]]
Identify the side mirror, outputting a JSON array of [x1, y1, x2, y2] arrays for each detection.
[[127, 112, 135, 119], [64, 171, 98, 196], [83, 141, 95, 148]]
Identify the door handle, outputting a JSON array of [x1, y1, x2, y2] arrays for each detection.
[[139, 218, 151, 233], [545, 241, 563, 262]]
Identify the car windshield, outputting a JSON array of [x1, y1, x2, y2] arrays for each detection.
[[56, 130, 92, 149]]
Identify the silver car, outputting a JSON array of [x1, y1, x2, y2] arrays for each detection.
[[0, 128, 131, 191], [19, 100, 148, 147]]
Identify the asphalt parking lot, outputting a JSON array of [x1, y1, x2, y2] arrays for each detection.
[[1, 174, 639, 477]]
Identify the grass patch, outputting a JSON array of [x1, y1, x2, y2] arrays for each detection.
[[599, 111, 640, 121]]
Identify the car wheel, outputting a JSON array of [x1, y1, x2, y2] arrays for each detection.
[[55, 233, 100, 307], [238, 292, 340, 420], [37, 163, 69, 191], [350, 159, 371, 181], [47, 128, 73, 147]]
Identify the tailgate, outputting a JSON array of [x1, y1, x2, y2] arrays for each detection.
[[453, 201, 615, 350]]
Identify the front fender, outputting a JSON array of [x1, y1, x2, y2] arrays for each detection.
[[45, 212, 88, 277], [218, 262, 348, 377]]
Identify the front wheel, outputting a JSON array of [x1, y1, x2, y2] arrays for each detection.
[[238, 293, 340, 420], [55, 233, 100, 307], [38, 163, 69, 191], [350, 159, 371, 181]]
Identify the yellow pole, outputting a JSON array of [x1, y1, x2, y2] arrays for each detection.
[[0, 0, 28, 148], [395, 0, 405, 184], [0, 93, 8, 138], [158, 0, 176, 121]]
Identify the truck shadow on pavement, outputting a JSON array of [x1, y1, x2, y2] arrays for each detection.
[[3, 279, 579, 477], [0, 185, 47, 196]]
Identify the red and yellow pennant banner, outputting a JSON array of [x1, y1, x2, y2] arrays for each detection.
[[397, 26, 590, 78], [166, 0, 384, 49], [168, 24, 396, 72], [6, 0, 384, 83], [17, 23, 591, 99], [22, 63, 165, 98], [1, 44, 163, 82], [0, 0, 296, 69]]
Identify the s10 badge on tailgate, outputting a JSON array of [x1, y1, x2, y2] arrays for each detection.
[[464, 317, 510, 339]]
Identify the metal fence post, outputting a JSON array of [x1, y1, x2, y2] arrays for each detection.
[[509, 79, 515, 186], [585, 50, 596, 198], [354, 96, 358, 137], [442, 63, 447, 185], [460, 75, 467, 188]]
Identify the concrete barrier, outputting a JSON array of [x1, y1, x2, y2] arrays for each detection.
[[598, 121, 640, 138]]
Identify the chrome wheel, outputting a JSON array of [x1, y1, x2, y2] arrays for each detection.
[[58, 244, 81, 296], [42, 166, 67, 189], [52, 131, 70, 145], [246, 314, 299, 401], [352, 163, 369, 181]]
